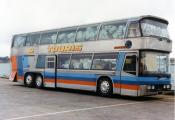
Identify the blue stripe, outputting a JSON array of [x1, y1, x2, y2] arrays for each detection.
[[44, 72, 170, 85], [44, 72, 96, 82]]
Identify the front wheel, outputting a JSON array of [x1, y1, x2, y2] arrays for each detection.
[[97, 78, 113, 97], [35, 75, 43, 89], [24, 73, 35, 87]]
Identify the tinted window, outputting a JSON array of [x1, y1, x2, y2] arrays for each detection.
[[123, 55, 136, 75], [36, 55, 45, 68], [57, 54, 71, 69], [92, 53, 116, 70], [13, 35, 26, 47], [99, 22, 126, 40], [25, 34, 40, 46], [46, 57, 55, 68], [70, 54, 92, 70], [57, 29, 77, 43], [76, 25, 99, 42], [40, 32, 57, 44]]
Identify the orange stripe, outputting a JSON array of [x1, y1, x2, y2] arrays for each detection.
[[44, 78, 96, 86], [59, 79, 96, 86], [114, 83, 140, 90], [44, 79, 55, 83]]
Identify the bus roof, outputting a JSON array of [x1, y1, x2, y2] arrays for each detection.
[[13, 15, 168, 37]]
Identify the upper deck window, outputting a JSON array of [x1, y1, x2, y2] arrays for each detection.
[[57, 28, 77, 43], [25, 34, 40, 46], [75, 25, 99, 42], [13, 35, 26, 47], [98, 22, 126, 40], [141, 19, 169, 38], [40, 31, 57, 44], [127, 22, 141, 38]]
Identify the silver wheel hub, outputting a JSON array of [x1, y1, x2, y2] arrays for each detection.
[[36, 76, 42, 86], [26, 75, 32, 85], [100, 80, 110, 93]]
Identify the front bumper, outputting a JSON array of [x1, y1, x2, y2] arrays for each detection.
[[139, 85, 172, 96]]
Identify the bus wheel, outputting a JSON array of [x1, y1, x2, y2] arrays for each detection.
[[35, 75, 43, 89], [97, 78, 113, 97], [24, 73, 35, 87]]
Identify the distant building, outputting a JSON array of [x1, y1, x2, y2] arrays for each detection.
[[0, 56, 10, 63]]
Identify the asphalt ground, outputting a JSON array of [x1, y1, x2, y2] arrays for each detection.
[[0, 78, 174, 120]]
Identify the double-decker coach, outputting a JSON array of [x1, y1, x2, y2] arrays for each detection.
[[10, 15, 172, 96]]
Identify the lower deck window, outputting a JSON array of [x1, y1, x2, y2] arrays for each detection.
[[92, 53, 116, 70]]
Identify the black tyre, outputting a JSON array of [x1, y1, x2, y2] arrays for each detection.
[[35, 75, 43, 89], [97, 78, 113, 97], [24, 73, 35, 87]]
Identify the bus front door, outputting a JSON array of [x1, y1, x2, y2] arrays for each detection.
[[44, 55, 57, 88], [120, 53, 138, 96]]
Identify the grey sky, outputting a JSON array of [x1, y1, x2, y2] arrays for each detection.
[[0, 0, 174, 57]]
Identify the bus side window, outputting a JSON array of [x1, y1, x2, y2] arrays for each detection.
[[57, 28, 77, 43], [36, 55, 45, 68], [123, 55, 136, 75], [40, 32, 57, 44], [127, 22, 141, 38], [13, 35, 26, 47], [98, 22, 126, 40], [75, 25, 99, 42], [92, 53, 116, 70], [70, 54, 92, 70], [57, 54, 71, 69], [25, 34, 40, 46]]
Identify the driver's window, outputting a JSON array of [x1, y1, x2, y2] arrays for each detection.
[[123, 55, 137, 75]]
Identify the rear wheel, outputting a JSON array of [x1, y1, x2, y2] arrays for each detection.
[[24, 73, 35, 87], [97, 78, 113, 97], [35, 75, 43, 89]]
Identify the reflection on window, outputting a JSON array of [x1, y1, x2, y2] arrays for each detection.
[[141, 19, 169, 38], [99, 22, 126, 40], [127, 22, 141, 37], [76, 25, 99, 42], [36, 55, 45, 68], [26, 34, 40, 46], [92, 53, 116, 70], [123, 55, 136, 75], [57, 54, 71, 69], [40, 32, 57, 44], [140, 52, 168, 74], [13, 36, 26, 47], [70, 54, 92, 70], [46, 57, 55, 68], [57, 29, 76, 43]]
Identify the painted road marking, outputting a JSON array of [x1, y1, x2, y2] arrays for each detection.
[[4, 102, 143, 120]]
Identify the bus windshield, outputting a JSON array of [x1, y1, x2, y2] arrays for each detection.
[[140, 19, 169, 38], [140, 51, 169, 75]]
